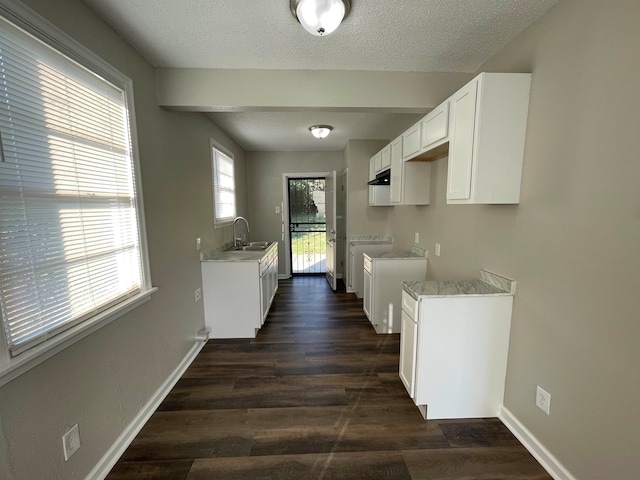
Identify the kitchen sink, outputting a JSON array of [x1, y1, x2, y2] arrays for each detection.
[[248, 241, 270, 247]]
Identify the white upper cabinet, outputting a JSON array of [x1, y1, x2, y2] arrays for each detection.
[[380, 144, 391, 171], [420, 100, 449, 151], [373, 151, 382, 173], [390, 135, 430, 205], [369, 155, 391, 206], [389, 137, 403, 204], [447, 73, 532, 204], [402, 122, 422, 161]]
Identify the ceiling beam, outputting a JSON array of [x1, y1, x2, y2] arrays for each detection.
[[155, 68, 472, 113]]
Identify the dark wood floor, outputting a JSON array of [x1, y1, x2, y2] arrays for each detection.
[[107, 276, 551, 480]]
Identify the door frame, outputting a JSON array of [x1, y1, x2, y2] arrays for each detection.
[[281, 172, 331, 279]]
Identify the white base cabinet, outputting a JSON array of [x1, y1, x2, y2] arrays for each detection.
[[201, 243, 278, 338], [363, 254, 427, 334], [348, 241, 393, 298], [400, 288, 513, 419]]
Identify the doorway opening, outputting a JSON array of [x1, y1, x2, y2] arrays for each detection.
[[288, 177, 326, 275]]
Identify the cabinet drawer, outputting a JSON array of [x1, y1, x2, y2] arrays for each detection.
[[401, 290, 418, 320]]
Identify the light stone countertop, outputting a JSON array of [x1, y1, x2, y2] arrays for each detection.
[[402, 270, 516, 300], [200, 241, 277, 262], [364, 250, 425, 260], [348, 234, 393, 245]]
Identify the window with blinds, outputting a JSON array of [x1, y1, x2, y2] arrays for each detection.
[[0, 16, 145, 356], [211, 142, 236, 225]]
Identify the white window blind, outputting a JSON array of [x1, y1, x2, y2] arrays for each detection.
[[211, 143, 236, 224], [0, 16, 143, 356]]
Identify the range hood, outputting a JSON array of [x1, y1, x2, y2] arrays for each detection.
[[368, 169, 391, 186]]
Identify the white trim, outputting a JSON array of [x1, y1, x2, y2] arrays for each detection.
[[0, 288, 157, 387], [86, 340, 206, 480], [278, 274, 291, 280], [499, 406, 577, 480], [210, 138, 237, 227], [0, 0, 155, 381]]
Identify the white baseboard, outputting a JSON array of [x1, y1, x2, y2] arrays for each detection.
[[278, 274, 290, 279], [499, 406, 577, 480], [86, 341, 206, 480]]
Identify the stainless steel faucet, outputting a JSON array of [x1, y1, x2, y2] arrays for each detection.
[[233, 216, 250, 247]]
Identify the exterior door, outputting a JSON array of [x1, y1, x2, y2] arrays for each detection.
[[325, 171, 337, 291], [288, 177, 326, 275]]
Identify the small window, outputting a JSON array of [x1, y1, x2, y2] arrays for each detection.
[[0, 15, 151, 357], [211, 141, 236, 226]]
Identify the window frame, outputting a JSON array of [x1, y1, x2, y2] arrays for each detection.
[[210, 139, 237, 227], [0, 0, 155, 387]]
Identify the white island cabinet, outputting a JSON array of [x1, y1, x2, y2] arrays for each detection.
[[400, 270, 516, 419], [200, 242, 278, 338]]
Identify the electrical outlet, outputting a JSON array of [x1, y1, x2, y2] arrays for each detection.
[[194, 287, 201, 302], [275, 205, 281, 214], [62, 424, 81, 461], [414, 232, 419, 244], [196, 237, 201, 251], [536, 385, 551, 415], [435, 243, 441, 256]]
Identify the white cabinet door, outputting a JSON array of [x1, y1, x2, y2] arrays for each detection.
[[260, 268, 269, 324], [380, 144, 391, 170], [421, 101, 449, 149], [399, 310, 418, 398], [374, 151, 382, 173], [447, 73, 531, 204], [402, 122, 421, 160], [363, 268, 372, 320], [389, 136, 403, 204], [447, 79, 478, 201]]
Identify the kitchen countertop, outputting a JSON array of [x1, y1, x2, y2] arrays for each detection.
[[348, 234, 393, 245], [201, 241, 277, 262], [402, 270, 516, 300], [364, 250, 425, 260]]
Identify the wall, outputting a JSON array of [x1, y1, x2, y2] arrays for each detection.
[[344, 140, 391, 236], [387, 1, 640, 479], [245, 151, 345, 276], [0, 0, 247, 478]]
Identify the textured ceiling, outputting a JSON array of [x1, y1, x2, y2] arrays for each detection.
[[81, 0, 558, 151], [206, 111, 424, 152]]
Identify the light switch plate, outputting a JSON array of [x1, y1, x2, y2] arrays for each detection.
[[196, 237, 201, 251], [414, 232, 419, 244], [435, 243, 441, 256]]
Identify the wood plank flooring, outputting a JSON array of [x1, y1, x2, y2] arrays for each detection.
[[107, 276, 552, 480]]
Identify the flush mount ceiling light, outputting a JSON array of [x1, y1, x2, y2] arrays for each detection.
[[290, 0, 351, 36], [309, 125, 333, 139]]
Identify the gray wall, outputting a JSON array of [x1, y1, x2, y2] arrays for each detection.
[[0, 0, 247, 478], [344, 140, 391, 236], [387, 1, 640, 479], [245, 151, 345, 276]]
